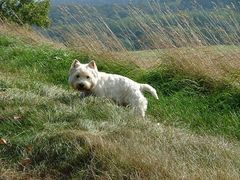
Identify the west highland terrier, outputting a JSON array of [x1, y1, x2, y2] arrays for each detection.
[[68, 60, 159, 117]]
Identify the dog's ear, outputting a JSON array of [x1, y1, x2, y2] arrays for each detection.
[[88, 60, 97, 70], [71, 59, 81, 69]]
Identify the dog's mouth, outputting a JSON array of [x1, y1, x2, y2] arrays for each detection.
[[77, 87, 91, 92], [77, 87, 86, 91]]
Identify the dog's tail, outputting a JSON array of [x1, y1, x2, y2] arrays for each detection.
[[140, 84, 159, 99]]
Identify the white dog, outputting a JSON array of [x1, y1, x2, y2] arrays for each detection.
[[68, 60, 159, 117]]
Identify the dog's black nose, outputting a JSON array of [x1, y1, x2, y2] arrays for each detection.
[[78, 83, 84, 88]]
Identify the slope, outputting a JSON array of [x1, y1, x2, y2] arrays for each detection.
[[0, 31, 240, 178]]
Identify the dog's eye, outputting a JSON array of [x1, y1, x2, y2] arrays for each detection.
[[86, 76, 90, 79], [76, 75, 80, 78]]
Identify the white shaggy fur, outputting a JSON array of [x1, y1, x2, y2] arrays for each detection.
[[68, 60, 159, 117]]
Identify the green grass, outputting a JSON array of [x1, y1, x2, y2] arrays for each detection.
[[1, 34, 240, 179], [140, 68, 240, 138]]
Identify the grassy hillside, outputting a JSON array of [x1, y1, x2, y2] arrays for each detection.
[[1, 32, 240, 179]]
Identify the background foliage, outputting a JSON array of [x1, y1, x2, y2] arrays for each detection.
[[0, 0, 50, 27]]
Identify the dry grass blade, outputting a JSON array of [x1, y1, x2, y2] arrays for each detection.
[[0, 138, 7, 145]]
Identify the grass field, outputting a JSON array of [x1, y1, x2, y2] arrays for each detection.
[[1, 32, 240, 179]]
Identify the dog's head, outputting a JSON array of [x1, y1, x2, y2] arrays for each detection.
[[68, 60, 98, 92]]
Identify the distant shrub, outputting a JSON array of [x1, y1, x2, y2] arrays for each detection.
[[0, 0, 51, 27]]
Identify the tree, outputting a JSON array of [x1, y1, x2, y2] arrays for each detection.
[[0, 0, 51, 27]]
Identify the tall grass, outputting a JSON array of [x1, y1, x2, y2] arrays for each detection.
[[46, 2, 240, 51], [0, 17, 64, 48], [41, 1, 240, 83]]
